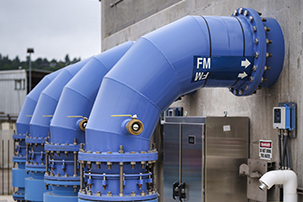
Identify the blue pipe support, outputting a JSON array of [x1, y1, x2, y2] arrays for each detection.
[[13, 69, 62, 201], [44, 180, 79, 202], [12, 161, 31, 201], [79, 8, 284, 202], [25, 172, 47, 202], [25, 59, 90, 202], [43, 42, 134, 202]]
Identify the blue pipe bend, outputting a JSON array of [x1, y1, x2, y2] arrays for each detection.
[[86, 9, 284, 153], [24, 59, 90, 202], [13, 69, 62, 201], [43, 42, 134, 202], [81, 8, 284, 202]]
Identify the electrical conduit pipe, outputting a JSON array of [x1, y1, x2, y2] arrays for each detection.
[[79, 8, 284, 202], [25, 58, 90, 202], [259, 170, 298, 202], [12, 69, 62, 201], [43, 41, 134, 202]]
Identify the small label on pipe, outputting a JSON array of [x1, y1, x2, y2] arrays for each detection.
[[191, 56, 253, 83]]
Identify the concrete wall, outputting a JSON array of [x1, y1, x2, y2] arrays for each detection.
[[101, 0, 303, 201], [102, 0, 181, 38]]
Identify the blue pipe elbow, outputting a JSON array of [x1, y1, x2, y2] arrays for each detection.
[[24, 59, 90, 202], [16, 69, 62, 136], [13, 69, 62, 201], [43, 42, 134, 183], [29, 58, 90, 141], [81, 7, 284, 202], [49, 41, 134, 146], [86, 8, 284, 153], [41, 42, 134, 202]]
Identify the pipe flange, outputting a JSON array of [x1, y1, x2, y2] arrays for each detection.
[[78, 151, 158, 162], [231, 7, 280, 96], [45, 144, 80, 152], [126, 118, 144, 135], [13, 134, 27, 140]]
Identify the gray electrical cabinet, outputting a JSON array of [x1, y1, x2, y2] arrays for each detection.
[[162, 116, 249, 202]]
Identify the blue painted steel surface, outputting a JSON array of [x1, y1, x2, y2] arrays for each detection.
[[80, 8, 284, 202], [12, 162, 31, 200], [260, 17, 285, 88], [29, 59, 90, 142], [43, 42, 134, 202], [230, 8, 285, 95], [16, 69, 63, 136], [13, 69, 62, 201], [49, 41, 134, 149], [78, 193, 158, 201], [78, 151, 157, 162], [78, 198, 158, 202], [25, 59, 90, 202], [25, 172, 50, 202], [44, 185, 78, 202], [27, 59, 90, 167]]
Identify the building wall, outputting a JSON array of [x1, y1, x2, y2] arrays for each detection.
[[0, 70, 27, 115], [102, 0, 181, 38], [0, 122, 15, 168], [101, 0, 303, 201]]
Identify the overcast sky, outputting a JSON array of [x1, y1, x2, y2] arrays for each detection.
[[0, 0, 101, 61]]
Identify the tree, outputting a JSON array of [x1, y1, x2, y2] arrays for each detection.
[[65, 54, 70, 65], [0, 53, 81, 72]]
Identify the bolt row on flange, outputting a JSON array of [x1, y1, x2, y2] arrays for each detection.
[[230, 7, 284, 96], [12, 133, 31, 201], [78, 145, 158, 201]]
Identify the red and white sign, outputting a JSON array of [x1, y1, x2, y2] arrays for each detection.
[[260, 141, 272, 148], [259, 140, 272, 160]]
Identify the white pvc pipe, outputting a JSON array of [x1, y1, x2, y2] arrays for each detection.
[[259, 170, 298, 202]]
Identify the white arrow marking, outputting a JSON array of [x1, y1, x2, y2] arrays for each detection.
[[241, 58, 251, 69], [238, 72, 248, 79]]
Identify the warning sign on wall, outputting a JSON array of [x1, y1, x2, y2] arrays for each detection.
[[259, 140, 272, 160]]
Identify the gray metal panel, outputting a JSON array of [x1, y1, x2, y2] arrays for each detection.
[[246, 159, 269, 202], [163, 122, 180, 202], [0, 70, 27, 115], [181, 123, 204, 202], [205, 117, 249, 202], [165, 116, 206, 124]]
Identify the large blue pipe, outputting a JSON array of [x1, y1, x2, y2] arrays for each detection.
[[43, 41, 134, 202], [12, 69, 62, 201], [25, 59, 90, 202], [79, 8, 284, 202]]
